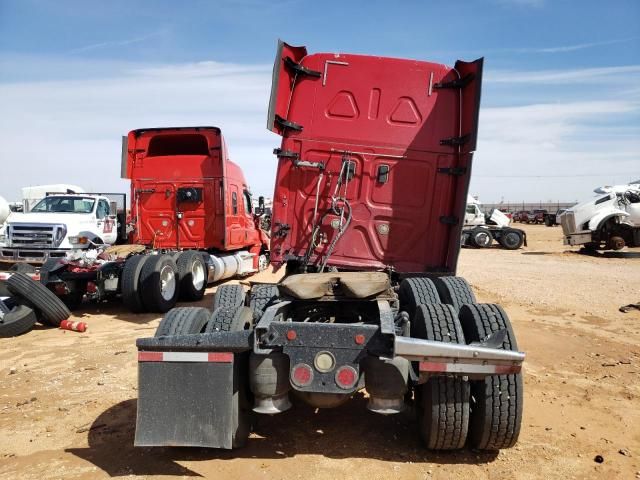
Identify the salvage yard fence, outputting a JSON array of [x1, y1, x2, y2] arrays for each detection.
[[479, 202, 577, 214]]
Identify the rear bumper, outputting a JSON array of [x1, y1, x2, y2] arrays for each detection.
[[0, 247, 69, 264]]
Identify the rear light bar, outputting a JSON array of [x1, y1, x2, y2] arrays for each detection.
[[138, 351, 233, 363]]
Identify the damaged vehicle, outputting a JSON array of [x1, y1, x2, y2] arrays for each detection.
[[560, 180, 640, 250]]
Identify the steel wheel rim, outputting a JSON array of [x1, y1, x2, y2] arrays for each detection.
[[160, 265, 176, 300], [191, 260, 206, 290], [475, 232, 491, 247]]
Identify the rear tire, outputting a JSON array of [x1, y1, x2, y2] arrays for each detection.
[[121, 255, 151, 313], [248, 284, 279, 321], [140, 255, 180, 313], [413, 304, 469, 450], [176, 251, 208, 301], [432, 276, 476, 313], [458, 304, 523, 450], [398, 277, 440, 321], [205, 305, 254, 333], [498, 229, 524, 250], [6, 272, 70, 326], [155, 306, 210, 337], [470, 227, 493, 248], [0, 305, 37, 337], [204, 305, 254, 448], [212, 284, 245, 311]]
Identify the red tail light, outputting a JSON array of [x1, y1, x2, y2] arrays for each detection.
[[291, 363, 314, 387], [335, 365, 358, 390]]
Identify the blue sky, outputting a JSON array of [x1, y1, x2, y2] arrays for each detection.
[[0, 0, 638, 202]]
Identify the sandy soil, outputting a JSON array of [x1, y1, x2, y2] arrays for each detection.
[[1, 224, 639, 480]]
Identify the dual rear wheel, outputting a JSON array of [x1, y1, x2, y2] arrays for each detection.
[[122, 250, 208, 313], [399, 276, 523, 451]]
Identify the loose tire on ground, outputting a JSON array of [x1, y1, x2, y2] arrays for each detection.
[[6, 272, 70, 326], [176, 250, 208, 301], [413, 304, 470, 450], [432, 276, 476, 313], [155, 307, 210, 337], [497, 229, 524, 250], [212, 284, 245, 312], [248, 284, 279, 321], [398, 277, 441, 321], [139, 255, 180, 313], [470, 227, 493, 248], [121, 255, 151, 313], [204, 304, 254, 448], [458, 303, 523, 451], [0, 304, 38, 337]]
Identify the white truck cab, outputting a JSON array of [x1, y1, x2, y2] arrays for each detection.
[[560, 180, 640, 250], [0, 194, 120, 264]]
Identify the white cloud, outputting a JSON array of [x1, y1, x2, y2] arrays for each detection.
[[0, 57, 637, 205], [68, 29, 170, 54], [471, 100, 640, 201], [0, 58, 279, 201], [485, 65, 640, 84]]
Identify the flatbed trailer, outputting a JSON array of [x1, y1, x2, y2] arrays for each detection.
[[135, 40, 525, 452]]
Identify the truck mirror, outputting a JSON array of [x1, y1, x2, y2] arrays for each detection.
[[109, 201, 118, 216], [257, 196, 265, 215]]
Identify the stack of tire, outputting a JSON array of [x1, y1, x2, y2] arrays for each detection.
[[398, 276, 523, 451], [121, 251, 208, 313], [0, 272, 71, 338]]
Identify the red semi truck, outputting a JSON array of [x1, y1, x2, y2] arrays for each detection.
[[40, 127, 269, 312], [135, 41, 524, 452]]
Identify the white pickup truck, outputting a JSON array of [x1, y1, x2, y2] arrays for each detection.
[[560, 180, 640, 250], [0, 193, 125, 265]]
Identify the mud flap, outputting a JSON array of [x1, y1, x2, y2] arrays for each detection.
[[135, 352, 251, 449]]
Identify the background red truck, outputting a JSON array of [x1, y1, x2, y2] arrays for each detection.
[[39, 127, 269, 313]]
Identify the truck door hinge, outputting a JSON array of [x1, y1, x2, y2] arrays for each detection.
[[273, 148, 300, 160], [274, 114, 303, 132], [437, 167, 468, 176], [284, 56, 322, 78], [440, 134, 470, 147], [434, 73, 475, 90], [273, 223, 291, 238], [439, 216, 459, 225]]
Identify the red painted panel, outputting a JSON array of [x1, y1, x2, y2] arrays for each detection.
[[268, 43, 483, 274]]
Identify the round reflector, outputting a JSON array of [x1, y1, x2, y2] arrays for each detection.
[[335, 365, 359, 390], [291, 363, 314, 387]]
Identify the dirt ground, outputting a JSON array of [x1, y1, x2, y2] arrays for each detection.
[[1, 224, 639, 480]]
